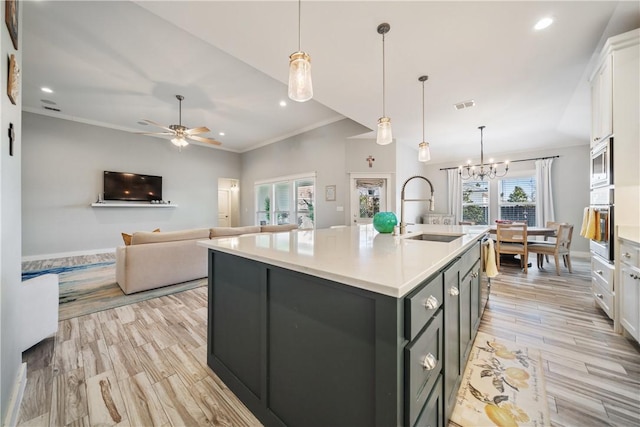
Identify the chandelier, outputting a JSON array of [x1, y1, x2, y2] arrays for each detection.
[[459, 126, 509, 180]]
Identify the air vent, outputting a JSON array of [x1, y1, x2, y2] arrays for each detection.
[[43, 106, 61, 112], [454, 100, 475, 110]]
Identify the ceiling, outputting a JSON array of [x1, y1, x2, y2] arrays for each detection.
[[22, 1, 639, 163]]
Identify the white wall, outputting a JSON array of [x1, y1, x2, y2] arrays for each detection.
[[240, 119, 373, 228], [1, 3, 23, 421], [422, 144, 591, 252], [395, 143, 431, 225], [22, 113, 241, 257]]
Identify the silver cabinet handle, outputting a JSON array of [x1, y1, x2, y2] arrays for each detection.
[[623, 252, 632, 259], [424, 295, 439, 310], [631, 273, 640, 280], [595, 270, 604, 276], [595, 293, 604, 299], [449, 286, 459, 296], [471, 272, 479, 278], [421, 353, 437, 371]]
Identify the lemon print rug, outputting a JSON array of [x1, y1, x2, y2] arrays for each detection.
[[450, 331, 550, 427]]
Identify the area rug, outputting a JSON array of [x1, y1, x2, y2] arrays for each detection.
[[450, 331, 550, 427], [24, 261, 206, 321]]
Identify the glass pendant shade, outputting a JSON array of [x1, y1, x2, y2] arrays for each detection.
[[377, 117, 393, 145], [171, 137, 188, 147], [288, 52, 313, 102], [418, 142, 431, 162]]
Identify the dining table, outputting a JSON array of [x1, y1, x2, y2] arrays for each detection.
[[488, 226, 557, 237]]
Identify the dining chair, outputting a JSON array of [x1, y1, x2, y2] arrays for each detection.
[[495, 223, 528, 273], [528, 224, 574, 275]]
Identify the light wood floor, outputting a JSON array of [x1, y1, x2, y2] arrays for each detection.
[[18, 257, 640, 426]]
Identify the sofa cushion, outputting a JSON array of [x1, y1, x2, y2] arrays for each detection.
[[260, 224, 299, 232], [122, 228, 160, 245], [130, 228, 209, 245], [210, 226, 261, 238]]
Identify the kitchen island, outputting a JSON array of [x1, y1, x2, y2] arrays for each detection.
[[198, 224, 489, 427]]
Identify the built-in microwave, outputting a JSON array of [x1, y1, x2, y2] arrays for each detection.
[[590, 138, 613, 189]]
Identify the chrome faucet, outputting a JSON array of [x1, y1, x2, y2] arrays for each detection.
[[400, 175, 435, 234]]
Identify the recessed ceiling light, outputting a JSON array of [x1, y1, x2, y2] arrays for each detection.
[[279, 100, 287, 107], [534, 17, 553, 30], [219, 132, 225, 136], [41, 87, 53, 93]]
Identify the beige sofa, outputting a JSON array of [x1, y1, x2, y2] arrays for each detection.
[[115, 224, 298, 294]]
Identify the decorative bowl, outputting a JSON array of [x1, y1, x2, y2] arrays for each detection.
[[373, 212, 398, 233]]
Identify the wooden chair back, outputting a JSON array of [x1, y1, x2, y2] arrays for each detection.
[[495, 223, 528, 272]]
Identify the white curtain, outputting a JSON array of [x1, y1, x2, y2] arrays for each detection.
[[447, 169, 463, 224], [535, 158, 555, 227]]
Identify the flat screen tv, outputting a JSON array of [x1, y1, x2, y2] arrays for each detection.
[[103, 171, 162, 202]]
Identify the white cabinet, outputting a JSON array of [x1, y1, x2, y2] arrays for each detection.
[[590, 55, 613, 147], [619, 237, 640, 342]]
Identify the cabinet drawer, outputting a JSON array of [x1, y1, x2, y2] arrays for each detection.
[[413, 374, 444, 427], [405, 273, 444, 340], [405, 310, 444, 427], [620, 240, 640, 268], [592, 279, 614, 319], [591, 255, 614, 292], [459, 242, 481, 279]]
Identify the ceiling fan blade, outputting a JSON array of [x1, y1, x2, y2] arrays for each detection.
[[135, 131, 174, 136], [188, 135, 222, 146], [141, 119, 174, 132], [185, 126, 210, 135]]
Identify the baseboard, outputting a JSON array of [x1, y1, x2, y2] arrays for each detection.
[[572, 251, 591, 259], [22, 247, 115, 262], [3, 362, 27, 427]]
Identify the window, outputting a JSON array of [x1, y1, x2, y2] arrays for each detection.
[[462, 180, 489, 225], [255, 174, 315, 228], [499, 176, 537, 226]]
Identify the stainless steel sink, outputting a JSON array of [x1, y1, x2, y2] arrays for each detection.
[[405, 233, 463, 243]]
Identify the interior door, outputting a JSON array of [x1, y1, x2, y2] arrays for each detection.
[[218, 189, 230, 226], [350, 175, 390, 225]]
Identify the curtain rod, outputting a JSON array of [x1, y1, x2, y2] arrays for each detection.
[[439, 155, 560, 171]]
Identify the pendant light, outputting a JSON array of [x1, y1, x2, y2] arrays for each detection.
[[288, 0, 313, 102], [376, 23, 392, 145], [418, 75, 431, 162]]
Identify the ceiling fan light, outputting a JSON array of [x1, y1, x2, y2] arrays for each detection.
[[376, 116, 393, 145], [418, 142, 431, 162], [171, 137, 188, 147], [288, 51, 313, 102]]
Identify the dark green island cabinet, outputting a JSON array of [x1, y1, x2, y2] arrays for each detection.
[[203, 229, 487, 427]]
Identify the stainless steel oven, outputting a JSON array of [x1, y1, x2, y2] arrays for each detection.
[[590, 138, 613, 189], [589, 187, 614, 263]]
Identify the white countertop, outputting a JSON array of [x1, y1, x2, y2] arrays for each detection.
[[198, 224, 489, 298]]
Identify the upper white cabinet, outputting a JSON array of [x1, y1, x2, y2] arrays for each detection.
[[590, 55, 613, 147]]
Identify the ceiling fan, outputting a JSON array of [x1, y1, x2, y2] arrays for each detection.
[[137, 95, 221, 147]]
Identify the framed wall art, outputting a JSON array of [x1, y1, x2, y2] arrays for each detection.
[[325, 185, 336, 201], [5, 0, 18, 50], [7, 54, 19, 105]]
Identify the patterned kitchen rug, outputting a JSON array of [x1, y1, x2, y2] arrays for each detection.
[[24, 260, 206, 321], [450, 331, 550, 427]]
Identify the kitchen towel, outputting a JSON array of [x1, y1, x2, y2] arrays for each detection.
[[484, 239, 499, 278], [580, 207, 589, 237]]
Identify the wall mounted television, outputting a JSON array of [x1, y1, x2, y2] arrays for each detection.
[[103, 171, 162, 202]]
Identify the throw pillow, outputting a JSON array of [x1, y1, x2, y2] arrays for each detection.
[[122, 228, 160, 245]]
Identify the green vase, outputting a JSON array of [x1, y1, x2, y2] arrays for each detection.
[[373, 212, 398, 233]]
